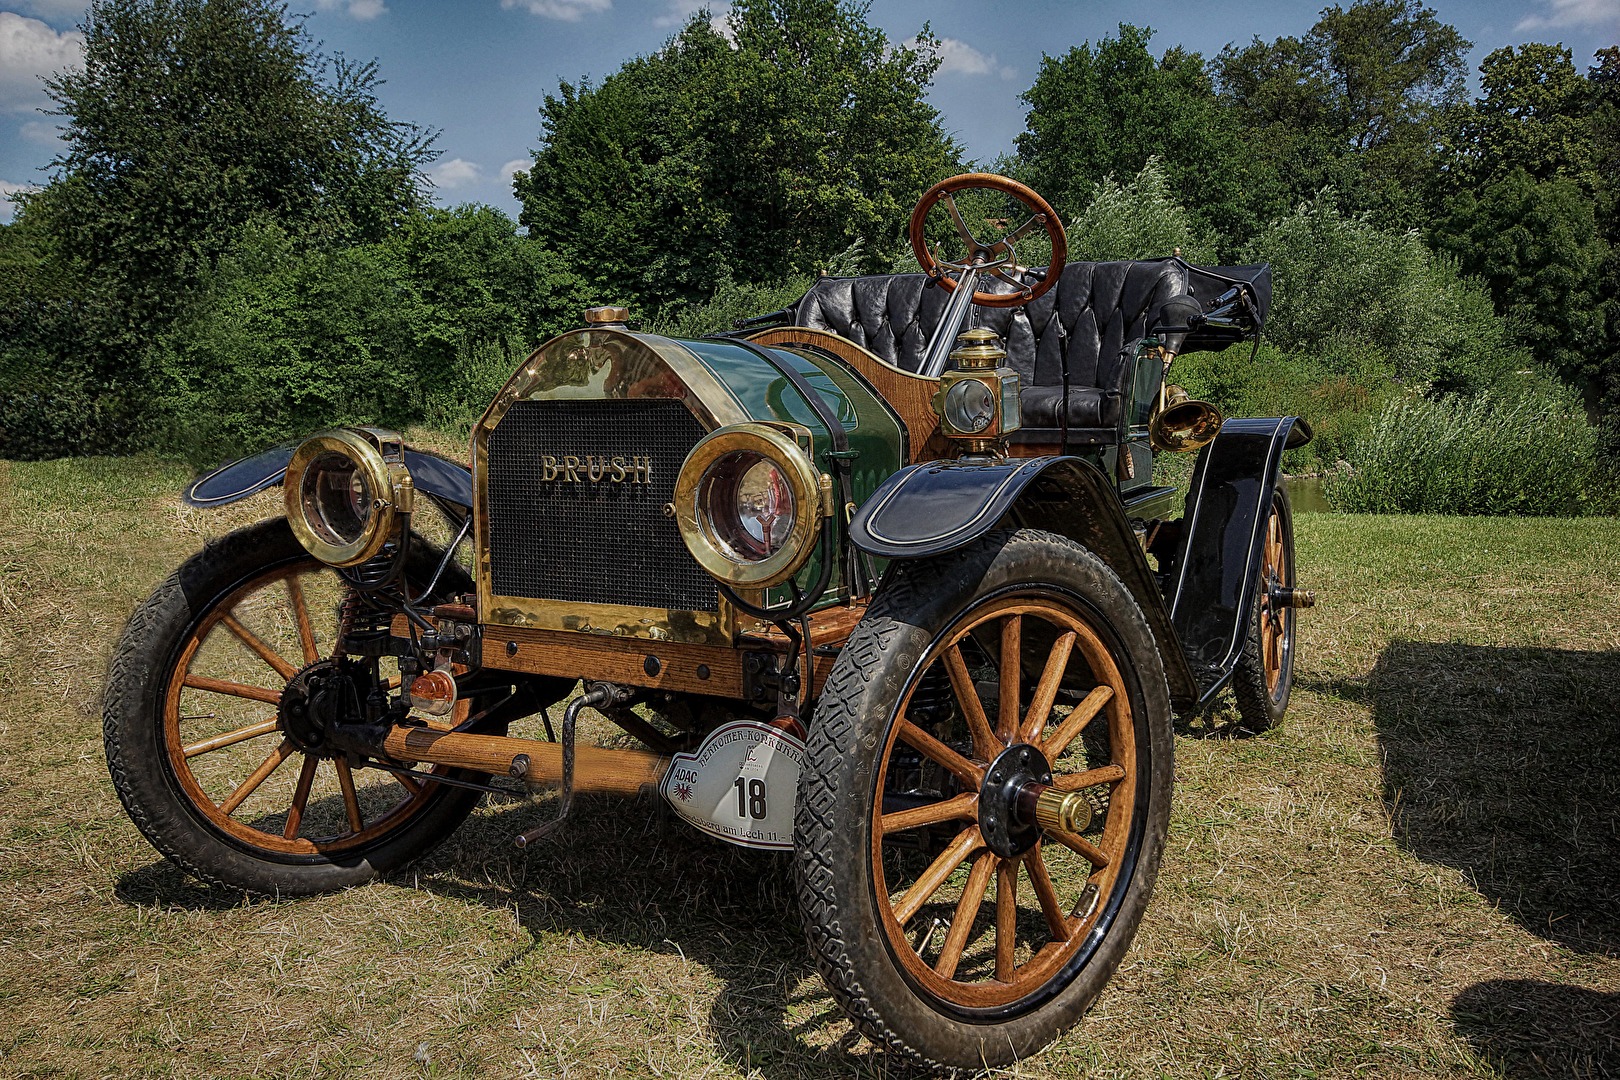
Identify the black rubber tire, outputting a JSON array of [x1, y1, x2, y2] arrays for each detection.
[[104, 518, 484, 896], [794, 528, 1173, 1071], [1232, 486, 1295, 733]]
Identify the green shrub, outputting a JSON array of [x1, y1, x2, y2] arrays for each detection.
[[1171, 343, 1399, 476], [149, 208, 588, 464], [1067, 158, 1217, 263], [1247, 191, 1527, 392], [1324, 387, 1611, 515]]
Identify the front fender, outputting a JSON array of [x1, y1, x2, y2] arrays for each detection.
[[1168, 416, 1312, 705], [183, 443, 473, 511], [850, 456, 1200, 712]]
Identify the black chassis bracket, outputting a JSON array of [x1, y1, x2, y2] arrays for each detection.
[[847, 455, 1200, 713], [181, 441, 473, 513], [1167, 416, 1312, 706]]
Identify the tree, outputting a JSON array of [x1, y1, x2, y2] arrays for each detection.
[[1065, 158, 1216, 262], [6, 0, 434, 451], [1216, 0, 1470, 224], [1436, 44, 1598, 194], [515, 0, 957, 311], [1436, 170, 1609, 399], [1588, 47, 1620, 455], [1016, 25, 1272, 248]]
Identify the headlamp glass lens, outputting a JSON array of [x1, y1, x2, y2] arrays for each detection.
[[944, 379, 996, 434], [699, 450, 797, 563], [299, 450, 373, 546]]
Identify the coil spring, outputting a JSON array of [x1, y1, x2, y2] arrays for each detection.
[[340, 541, 403, 591], [333, 589, 394, 658]]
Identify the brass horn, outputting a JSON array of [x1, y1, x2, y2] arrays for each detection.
[[1148, 383, 1223, 453]]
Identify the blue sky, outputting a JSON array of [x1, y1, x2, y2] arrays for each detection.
[[2, 0, 1617, 222]]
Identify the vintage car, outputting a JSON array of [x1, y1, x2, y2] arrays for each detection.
[[104, 174, 1312, 1070]]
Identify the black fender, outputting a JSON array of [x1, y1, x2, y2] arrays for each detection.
[[850, 456, 1200, 711], [182, 442, 473, 512], [1168, 416, 1312, 706]]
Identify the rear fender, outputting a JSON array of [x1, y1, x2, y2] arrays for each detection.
[[1168, 416, 1311, 706], [183, 443, 473, 512], [849, 456, 1200, 711]]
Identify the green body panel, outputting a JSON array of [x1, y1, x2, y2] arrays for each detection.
[[673, 336, 906, 606], [673, 337, 905, 497]]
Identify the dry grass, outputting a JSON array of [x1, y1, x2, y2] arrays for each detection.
[[0, 456, 1617, 1079]]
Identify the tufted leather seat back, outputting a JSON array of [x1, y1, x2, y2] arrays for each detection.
[[790, 260, 1190, 395]]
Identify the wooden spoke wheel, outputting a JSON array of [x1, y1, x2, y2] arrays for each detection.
[[795, 529, 1171, 1071], [871, 595, 1135, 1009], [104, 519, 482, 896], [1233, 485, 1296, 731]]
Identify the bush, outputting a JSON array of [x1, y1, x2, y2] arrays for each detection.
[[1172, 342, 1399, 477], [1247, 190, 1527, 392], [149, 208, 587, 464], [1067, 158, 1216, 263], [1324, 387, 1611, 515]]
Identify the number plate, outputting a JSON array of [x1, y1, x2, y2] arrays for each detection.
[[658, 720, 806, 850]]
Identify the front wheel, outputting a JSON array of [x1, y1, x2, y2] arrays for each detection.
[[104, 519, 486, 896], [795, 528, 1172, 1070]]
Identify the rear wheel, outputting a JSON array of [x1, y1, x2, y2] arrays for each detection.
[[795, 529, 1172, 1070], [1232, 486, 1295, 732], [104, 519, 485, 896]]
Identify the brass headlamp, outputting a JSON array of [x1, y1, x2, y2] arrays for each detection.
[[933, 328, 1021, 453], [674, 423, 828, 589], [284, 427, 414, 567]]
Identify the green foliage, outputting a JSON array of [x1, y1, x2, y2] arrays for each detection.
[[3, 0, 434, 456], [1173, 344, 1398, 477], [1215, 0, 1470, 226], [1324, 388, 1611, 515], [1066, 158, 1216, 263], [1441, 44, 1599, 192], [516, 0, 957, 312], [1247, 191, 1525, 391], [1016, 25, 1268, 247], [150, 209, 587, 463], [1435, 170, 1611, 401], [649, 239, 868, 339]]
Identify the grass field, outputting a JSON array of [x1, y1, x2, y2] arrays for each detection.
[[1, 456, 1616, 1079]]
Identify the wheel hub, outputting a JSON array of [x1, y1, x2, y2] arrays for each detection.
[[979, 743, 1052, 858], [278, 659, 361, 756]]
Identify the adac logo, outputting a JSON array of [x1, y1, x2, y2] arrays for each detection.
[[539, 454, 653, 484]]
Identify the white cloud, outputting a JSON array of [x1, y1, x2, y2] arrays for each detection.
[[20, 118, 61, 143], [498, 158, 531, 184], [1, 180, 41, 223], [0, 12, 83, 113], [314, 0, 387, 18], [428, 157, 482, 189], [1515, 0, 1620, 31], [501, 0, 611, 21], [913, 36, 1016, 81]]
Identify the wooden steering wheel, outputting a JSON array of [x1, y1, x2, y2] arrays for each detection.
[[908, 173, 1067, 308]]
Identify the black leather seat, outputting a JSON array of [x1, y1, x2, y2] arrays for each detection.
[[789, 259, 1193, 442]]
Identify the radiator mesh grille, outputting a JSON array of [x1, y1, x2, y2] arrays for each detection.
[[485, 399, 718, 611]]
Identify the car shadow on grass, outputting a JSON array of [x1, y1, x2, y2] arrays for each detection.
[[1450, 979, 1620, 1078], [405, 791, 912, 1079], [1369, 639, 1620, 955], [113, 789, 911, 1077]]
